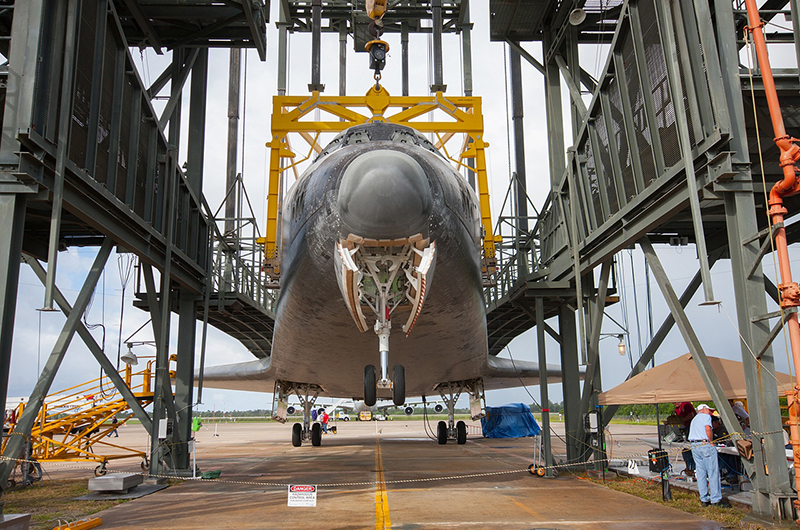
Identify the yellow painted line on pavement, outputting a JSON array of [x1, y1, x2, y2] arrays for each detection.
[[375, 436, 391, 529], [512, 498, 543, 519]]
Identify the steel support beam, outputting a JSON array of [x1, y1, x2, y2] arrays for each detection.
[[339, 21, 347, 97], [0, 195, 26, 462], [0, 239, 112, 489], [603, 249, 723, 423], [43, 0, 81, 311], [543, 35, 565, 188], [640, 237, 745, 445], [309, 0, 324, 92], [553, 54, 586, 120], [459, 0, 473, 96], [536, 297, 553, 475], [173, 288, 198, 471], [225, 48, 241, 237], [120, 0, 164, 54], [508, 47, 528, 279], [141, 263, 178, 474], [401, 22, 409, 97], [558, 302, 582, 463], [430, 0, 445, 92], [22, 254, 153, 432], [159, 48, 199, 132], [186, 48, 208, 196], [580, 261, 611, 467], [277, 1, 289, 95], [714, 0, 795, 518], [654, 0, 715, 303]]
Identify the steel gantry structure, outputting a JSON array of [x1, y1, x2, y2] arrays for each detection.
[[0, 0, 799, 524], [489, 0, 800, 521], [0, 0, 271, 487]]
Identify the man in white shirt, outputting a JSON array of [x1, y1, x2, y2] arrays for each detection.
[[688, 403, 728, 507]]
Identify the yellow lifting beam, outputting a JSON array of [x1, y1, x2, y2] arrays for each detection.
[[263, 86, 501, 280]]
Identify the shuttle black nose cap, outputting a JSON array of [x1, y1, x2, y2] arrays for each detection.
[[338, 150, 432, 239]]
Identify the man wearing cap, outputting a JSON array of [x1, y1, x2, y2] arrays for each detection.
[[689, 403, 728, 507]]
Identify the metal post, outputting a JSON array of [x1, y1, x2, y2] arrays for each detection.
[[460, 0, 473, 96], [508, 47, 529, 280], [543, 36, 566, 188], [430, 0, 446, 92], [186, 48, 208, 196], [277, 0, 289, 96], [401, 22, 409, 97], [558, 302, 582, 463], [339, 21, 347, 97], [173, 288, 198, 471], [536, 297, 553, 475], [0, 240, 113, 488], [225, 49, 241, 237], [309, 0, 324, 92], [43, 0, 81, 311], [0, 195, 26, 455]]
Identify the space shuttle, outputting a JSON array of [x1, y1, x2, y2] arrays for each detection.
[[201, 121, 567, 446]]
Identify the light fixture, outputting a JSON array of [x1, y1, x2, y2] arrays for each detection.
[[121, 344, 139, 366], [617, 335, 626, 356], [568, 8, 587, 26]]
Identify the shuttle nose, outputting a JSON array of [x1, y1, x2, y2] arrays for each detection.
[[338, 150, 432, 239]]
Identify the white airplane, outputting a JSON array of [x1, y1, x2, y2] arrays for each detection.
[[201, 123, 569, 447]]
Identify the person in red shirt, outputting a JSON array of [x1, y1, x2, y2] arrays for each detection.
[[675, 402, 697, 478], [321, 410, 329, 434]]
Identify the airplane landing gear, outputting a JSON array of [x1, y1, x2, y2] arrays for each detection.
[[273, 381, 324, 447], [433, 379, 485, 445]]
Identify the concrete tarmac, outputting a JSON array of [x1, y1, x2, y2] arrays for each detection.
[[53, 421, 724, 529]]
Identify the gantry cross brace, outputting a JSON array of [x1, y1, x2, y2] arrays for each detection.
[[262, 87, 501, 280]]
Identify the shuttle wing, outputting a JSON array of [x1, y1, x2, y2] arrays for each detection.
[[197, 357, 275, 393], [196, 354, 582, 394]]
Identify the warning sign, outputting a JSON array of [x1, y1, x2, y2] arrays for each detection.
[[288, 484, 317, 507]]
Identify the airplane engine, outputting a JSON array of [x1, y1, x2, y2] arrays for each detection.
[[432, 404, 444, 414], [286, 405, 296, 415], [403, 406, 414, 415]]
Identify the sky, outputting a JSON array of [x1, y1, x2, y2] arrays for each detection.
[[7, 2, 800, 414]]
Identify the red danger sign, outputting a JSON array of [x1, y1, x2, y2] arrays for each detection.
[[288, 484, 317, 507]]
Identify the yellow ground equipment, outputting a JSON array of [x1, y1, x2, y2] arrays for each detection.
[[262, 86, 502, 284], [3, 361, 159, 478]]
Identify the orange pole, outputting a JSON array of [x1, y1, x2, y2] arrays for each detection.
[[745, 0, 800, 518]]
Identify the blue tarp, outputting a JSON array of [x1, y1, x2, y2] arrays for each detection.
[[480, 403, 541, 438]]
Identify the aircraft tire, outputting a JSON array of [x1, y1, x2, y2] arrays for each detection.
[[437, 421, 447, 445], [364, 365, 377, 406], [456, 420, 466, 444], [392, 364, 405, 406], [311, 423, 322, 446], [292, 423, 302, 447]]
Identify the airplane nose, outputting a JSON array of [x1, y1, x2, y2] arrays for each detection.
[[338, 149, 432, 239]]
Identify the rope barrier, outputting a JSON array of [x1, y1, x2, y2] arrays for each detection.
[[2, 430, 782, 490]]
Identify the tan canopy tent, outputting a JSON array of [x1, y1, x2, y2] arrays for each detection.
[[598, 353, 795, 405]]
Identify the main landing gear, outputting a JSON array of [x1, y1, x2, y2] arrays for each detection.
[[432, 379, 485, 445], [272, 381, 325, 447]]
